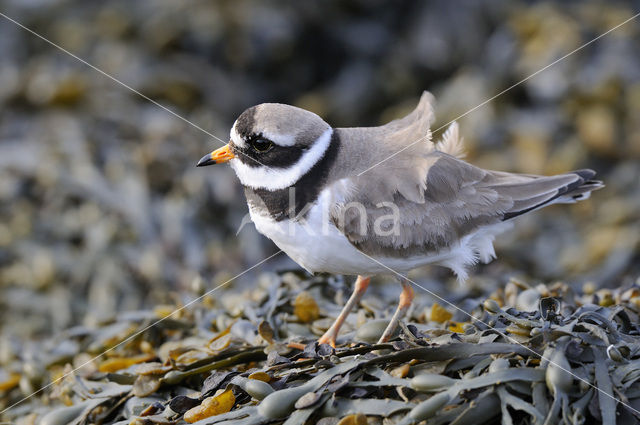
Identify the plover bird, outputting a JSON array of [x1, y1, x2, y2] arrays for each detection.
[[197, 92, 603, 346]]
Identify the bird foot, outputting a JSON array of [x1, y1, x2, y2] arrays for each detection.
[[317, 330, 337, 348], [377, 279, 415, 343], [377, 319, 400, 344]]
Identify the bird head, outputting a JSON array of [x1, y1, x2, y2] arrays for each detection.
[[197, 104, 332, 191]]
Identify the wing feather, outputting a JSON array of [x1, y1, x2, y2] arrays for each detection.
[[328, 93, 602, 277], [331, 152, 602, 260], [435, 122, 466, 159]]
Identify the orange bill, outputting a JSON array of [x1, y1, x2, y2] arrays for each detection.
[[197, 143, 235, 167]]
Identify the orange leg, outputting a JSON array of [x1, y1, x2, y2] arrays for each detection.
[[378, 279, 414, 343], [318, 275, 371, 347]]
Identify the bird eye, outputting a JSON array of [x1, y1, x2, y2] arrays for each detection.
[[249, 138, 273, 153]]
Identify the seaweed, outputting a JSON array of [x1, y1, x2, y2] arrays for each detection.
[[3, 273, 640, 424]]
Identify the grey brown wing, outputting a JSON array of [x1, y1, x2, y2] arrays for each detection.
[[331, 152, 602, 258]]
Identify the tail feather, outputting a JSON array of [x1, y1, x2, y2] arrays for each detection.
[[501, 169, 603, 221]]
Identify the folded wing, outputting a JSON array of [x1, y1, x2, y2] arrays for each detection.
[[331, 152, 603, 261]]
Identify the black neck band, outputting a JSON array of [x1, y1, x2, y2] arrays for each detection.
[[244, 130, 341, 221]]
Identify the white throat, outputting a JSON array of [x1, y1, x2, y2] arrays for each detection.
[[230, 127, 333, 191]]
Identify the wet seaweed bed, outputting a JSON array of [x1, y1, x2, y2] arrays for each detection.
[[2, 272, 640, 424]]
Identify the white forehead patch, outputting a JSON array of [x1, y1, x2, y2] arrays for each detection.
[[231, 119, 297, 148], [230, 128, 333, 191], [260, 130, 296, 147], [230, 120, 247, 149]]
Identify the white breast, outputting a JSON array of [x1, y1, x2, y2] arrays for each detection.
[[249, 185, 378, 275]]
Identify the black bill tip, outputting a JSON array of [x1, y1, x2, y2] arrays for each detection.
[[196, 154, 215, 167]]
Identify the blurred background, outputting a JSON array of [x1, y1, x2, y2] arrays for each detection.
[[0, 0, 639, 342]]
